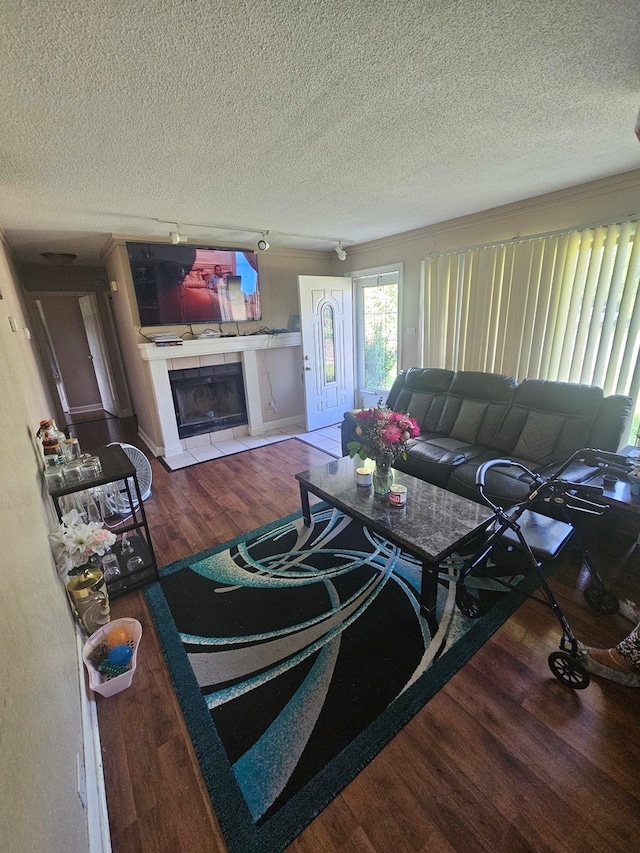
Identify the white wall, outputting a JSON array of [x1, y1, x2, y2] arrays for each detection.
[[0, 237, 91, 852]]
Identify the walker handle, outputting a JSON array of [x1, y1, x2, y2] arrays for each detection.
[[580, 448, 634, 473], [475, 458, 518, 489]]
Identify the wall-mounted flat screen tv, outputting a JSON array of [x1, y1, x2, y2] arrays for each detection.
[[126, 242, 261, 326]]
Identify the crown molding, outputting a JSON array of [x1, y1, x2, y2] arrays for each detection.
[[347, 169, 640, 255]]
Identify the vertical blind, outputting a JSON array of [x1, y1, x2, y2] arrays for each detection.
[[423, 221, 640, 421]]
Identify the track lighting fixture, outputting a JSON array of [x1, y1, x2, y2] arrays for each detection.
[[155, 217, 347, 253]]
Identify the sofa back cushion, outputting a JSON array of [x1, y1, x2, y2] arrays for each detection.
[[493, 379, 604, 464], [436, 371, 517, 445], [387, 367, 454, 432]]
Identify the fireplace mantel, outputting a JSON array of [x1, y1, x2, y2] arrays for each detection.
[[138, 333, 302, 458]]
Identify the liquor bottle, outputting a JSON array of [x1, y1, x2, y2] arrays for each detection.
[[42, 435, 64, 461], [38, 418, 66, 445]]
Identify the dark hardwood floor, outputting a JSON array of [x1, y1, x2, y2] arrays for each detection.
[[72, 417, 640, 853]]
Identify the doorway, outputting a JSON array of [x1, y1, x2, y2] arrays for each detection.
[[297, 275, 355, 431], [32, 292, 122, 419], [353, 265, 402, 409]]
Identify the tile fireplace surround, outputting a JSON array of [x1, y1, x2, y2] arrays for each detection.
[[138, 333, 302, 463]]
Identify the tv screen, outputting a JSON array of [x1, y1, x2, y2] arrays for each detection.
[[126, 242, 261, 326]]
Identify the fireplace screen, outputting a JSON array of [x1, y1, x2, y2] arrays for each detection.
[[169, 363, 248, 439]]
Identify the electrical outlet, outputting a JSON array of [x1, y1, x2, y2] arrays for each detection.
[[8, 316, 18, 332], [268, 401, 277, 412]]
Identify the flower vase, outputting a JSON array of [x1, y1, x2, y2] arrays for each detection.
[[373, 459, 393, 495]]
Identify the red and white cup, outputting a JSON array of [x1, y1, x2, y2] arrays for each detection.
[[389, 484, 407, 505]]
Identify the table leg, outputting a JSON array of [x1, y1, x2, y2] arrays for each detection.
[[299, 483, 312, 527], [420, 558, 439, 635]]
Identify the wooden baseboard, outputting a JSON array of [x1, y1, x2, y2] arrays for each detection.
[[75, 629, 112, 853]]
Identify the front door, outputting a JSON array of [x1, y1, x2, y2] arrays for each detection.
[[297, 275, 354, 431]]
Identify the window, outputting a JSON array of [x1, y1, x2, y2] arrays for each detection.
[[321, 303, 336, 383], [354, 267, 401, 404], [423, 221, 640, 441]]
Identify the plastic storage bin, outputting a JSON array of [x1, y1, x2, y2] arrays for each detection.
[[82, 617, 142, 696]]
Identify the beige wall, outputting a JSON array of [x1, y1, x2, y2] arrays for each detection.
[[20, 263, 133, 420], [105, 172, 640, 450], [0, 238, 90, 852], [332, 169, 640, 371], [103, 241, 333, 447], [1, 169, 638, 849]]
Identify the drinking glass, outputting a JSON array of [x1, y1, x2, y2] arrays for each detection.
[[101, 553, 121, 582], [126, 556, 144, 573]]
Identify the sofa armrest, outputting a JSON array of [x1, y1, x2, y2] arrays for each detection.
[[588, 394, 633, 451], [341, 410, 361, 456]]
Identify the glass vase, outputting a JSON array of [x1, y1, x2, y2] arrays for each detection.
[[373, 459, 393, 495]]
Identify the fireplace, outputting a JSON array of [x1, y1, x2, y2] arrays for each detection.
[[169, 363, 248, 439]]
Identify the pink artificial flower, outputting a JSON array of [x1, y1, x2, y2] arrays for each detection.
[[381, 423, 402, 445], [356, 408, 377, 424]]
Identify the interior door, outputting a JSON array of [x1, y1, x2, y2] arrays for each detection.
[[33, 298, 70, 413], [298, 275, 354, 431], [79, 294, 117, 415]]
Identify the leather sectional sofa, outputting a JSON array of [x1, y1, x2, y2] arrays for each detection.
[[341, 368, 632, 508]]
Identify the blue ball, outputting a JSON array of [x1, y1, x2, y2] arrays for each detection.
[[107, 644, 133, 667]]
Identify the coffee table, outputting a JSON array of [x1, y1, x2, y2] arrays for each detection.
[[295, 457, 493, 634]]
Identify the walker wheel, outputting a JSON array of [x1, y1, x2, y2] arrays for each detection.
[[456, 587, 482, 618], [548, 651, 590, 689], [583, 584, 619, 615]]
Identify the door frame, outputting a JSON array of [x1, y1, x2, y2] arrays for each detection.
[[79, 294, 118, 415], [351, 263, 404, 409], [29, 289, 132, 421], [297, 274, 355, 431]]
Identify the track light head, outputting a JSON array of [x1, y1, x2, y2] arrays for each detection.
[[257, 232, 270, 252], [335, 241, 347, 261], [170, 230, 186, 244]]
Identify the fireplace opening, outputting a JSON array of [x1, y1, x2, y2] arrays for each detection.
[[169, 363, 248, 439]]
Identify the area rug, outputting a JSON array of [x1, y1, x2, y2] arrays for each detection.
[[145, 505, 536, 853]]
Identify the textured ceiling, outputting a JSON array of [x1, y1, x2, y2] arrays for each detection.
[[1, 0, 639, 265]]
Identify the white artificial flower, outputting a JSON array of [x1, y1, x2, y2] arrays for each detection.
[[49, 509, 117, 578]]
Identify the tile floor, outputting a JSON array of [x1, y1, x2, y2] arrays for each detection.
[[162, 422, 342, 470]]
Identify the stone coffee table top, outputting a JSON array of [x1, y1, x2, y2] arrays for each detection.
[[295, 456, 493, 564]]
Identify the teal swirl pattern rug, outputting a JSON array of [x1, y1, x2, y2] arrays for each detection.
[[145, 505, 532, 853]]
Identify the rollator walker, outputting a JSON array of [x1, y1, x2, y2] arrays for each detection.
[[454, 448, 634, 689]]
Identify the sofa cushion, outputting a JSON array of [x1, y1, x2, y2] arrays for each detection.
[[436, 371, 516, 445], [447, 451, 542, 506], [395, 436, 482, 487], [493, 379, 604, 465], [388, 367, 454, 432]]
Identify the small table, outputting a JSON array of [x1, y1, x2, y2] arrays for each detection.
[[48, 444, 158, 597], [561, 445, 640, 542], [295, 457, 493, 634]]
